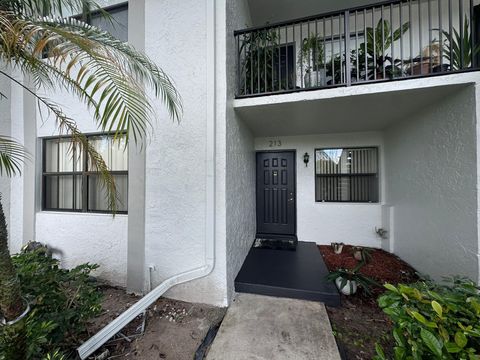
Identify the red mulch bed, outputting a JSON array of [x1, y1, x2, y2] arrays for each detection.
[[319, 245, 418, 288], [319, 245, 418, 359]]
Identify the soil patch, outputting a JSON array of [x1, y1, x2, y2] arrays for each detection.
[[85, 286, 226, 360], [319, 245, 418, 359]]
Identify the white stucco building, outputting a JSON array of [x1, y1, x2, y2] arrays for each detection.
[[1, 0, 480, 308]]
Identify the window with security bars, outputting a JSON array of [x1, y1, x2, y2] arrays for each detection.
[[315, 147, 379, 203], [42, 135, 128, 213]]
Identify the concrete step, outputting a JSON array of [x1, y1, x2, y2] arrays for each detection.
[[206, 293, 341, 360]]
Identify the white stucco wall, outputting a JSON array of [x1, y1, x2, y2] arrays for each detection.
[[0, 69, 34, 255], [1, 0, 232, 305], [36, 212, 128, 286], [255, 132, 385, 248], [0, 68, 12, 246], [33, 72, 130, 286], [385, 85, 479, 282], [224, 0, 256, 302], [142, 0, 228, 306]]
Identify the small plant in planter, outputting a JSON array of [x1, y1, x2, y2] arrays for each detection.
[[352, 246, 373, 263], [298, 34, 328, 88], [330, 242, 344, 254], [327, 262, 378, 296]]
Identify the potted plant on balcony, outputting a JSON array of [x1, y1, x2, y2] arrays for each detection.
[[352, 18, 410, 80], [298, 34, 329, 88], [327, 262, 378, 295], [440, 16, 480, 71], [239, 29, 279, 95]]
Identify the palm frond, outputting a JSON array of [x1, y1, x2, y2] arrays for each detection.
[[0, 0, 103, 18], [44, 99, 120, 213], [0, 136, 29, 177], [0, 69, 118, 212], [46, 17, 183, 124], [0, 13, 182, 145]]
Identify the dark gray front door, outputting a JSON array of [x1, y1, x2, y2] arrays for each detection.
[[256, 151, 296, 237]]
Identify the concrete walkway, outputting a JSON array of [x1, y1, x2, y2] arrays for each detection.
[[206, 293, 341, 360]]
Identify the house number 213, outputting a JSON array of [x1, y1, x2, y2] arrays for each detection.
[[269, 140, 282, 147]]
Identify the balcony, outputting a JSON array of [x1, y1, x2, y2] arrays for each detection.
[[234, 0, 480, 98]]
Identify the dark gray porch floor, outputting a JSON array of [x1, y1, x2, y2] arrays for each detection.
[[235, 241, 340, 306]]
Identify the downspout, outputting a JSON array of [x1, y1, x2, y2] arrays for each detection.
[[77, 0, 217, 357]]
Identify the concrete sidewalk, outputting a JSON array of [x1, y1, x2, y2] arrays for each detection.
[[206, 293, 341, 360]]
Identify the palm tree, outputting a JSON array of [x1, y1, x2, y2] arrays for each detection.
[[0, 0, 182, 323]]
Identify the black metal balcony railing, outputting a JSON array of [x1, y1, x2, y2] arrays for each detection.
[[234, 0, 480, 98]]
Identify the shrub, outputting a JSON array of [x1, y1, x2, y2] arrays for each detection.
[[0, 248, 102, 359], [374, 277, 480, 359]]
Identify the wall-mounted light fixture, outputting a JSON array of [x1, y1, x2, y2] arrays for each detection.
[[303, 152, 310, 167]]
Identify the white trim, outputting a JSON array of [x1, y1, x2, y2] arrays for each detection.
[[234, 72, 480, 109]]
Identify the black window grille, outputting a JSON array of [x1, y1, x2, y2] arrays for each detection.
[[42, 134, 128, 213], [315, 147, 379, 203]]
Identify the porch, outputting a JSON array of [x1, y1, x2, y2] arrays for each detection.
[[227, 77, 480, 294], [235, 242, 340, 306], [235, 0, 480, 98]]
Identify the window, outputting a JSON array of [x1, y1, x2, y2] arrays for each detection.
[[42, 135, 128, 213], [73, 2, 128, 42], [90, 3, 128, 42], [315, 147, 379, 203]]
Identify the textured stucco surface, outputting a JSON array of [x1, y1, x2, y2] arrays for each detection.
[[0, 69, 12, 246], [0, 69, 33, 254], [32, 70, 130, 287], [225, 0, 256, 303], [385, 85, 479, 282], [2, 0, 480, 304], [36, 212, 128, 287], [142, 0, 228, 306], [235, 72, 480, 110], [255, 132, 385, 248]]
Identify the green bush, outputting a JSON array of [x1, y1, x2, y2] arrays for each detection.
[[375, 277, 480, 360], [0, 248, 102, 359]]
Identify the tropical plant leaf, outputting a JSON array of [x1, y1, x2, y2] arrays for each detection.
[[420, 328, 443, 357], [0, 135, 29, 176], [445, 342, 462, 353], [431, 300, 443, 317], [375, 343, 387, 359], [455, 331, 468, 348], [0, 3, 182, 212], [441, 15, 480, 70], [0, 70, 119, 212], [0, 13, 182, 145]]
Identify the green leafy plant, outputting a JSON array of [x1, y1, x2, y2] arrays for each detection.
[[353, 19, 410, 80], [298, 34, 325, 74], [374, 277, 480, 359], [239, 29, 281, 94], [0, 0, 181, 340], [352, 246, 373, 263], [441, 16, 480, 70], [0, 248, 102, 359], [327, 262, 379, 295]]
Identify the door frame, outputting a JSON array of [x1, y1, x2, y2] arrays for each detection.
[[255, 149, 297, 237]]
